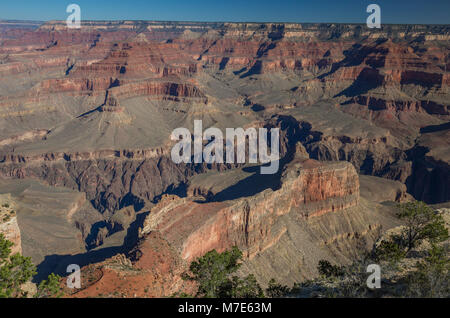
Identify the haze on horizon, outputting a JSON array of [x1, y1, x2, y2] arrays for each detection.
[[0, 0, 449, 25]]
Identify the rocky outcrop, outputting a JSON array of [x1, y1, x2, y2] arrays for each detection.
[[70, 232, 196, 298], [140, 159, 359, 262], [36, 78, 118, 94], [359, 174, 413, 203], [406, 148, 450, 204], [0, 195, 21, 255], [351, 96, 449, 116], [109, 81, 207, 103]]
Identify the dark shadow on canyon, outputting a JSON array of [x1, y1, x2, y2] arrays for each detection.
[[34, 210, 149, 283], [335, 67, 384, 98], [240, 60, 263, 78], [208, 149, 296, 203], [211, 163, 282, 202], [152, 182, 188, 203], [34, 246, 124, 283], [420, 121, 450, 134], [319, 41, 388, 80]]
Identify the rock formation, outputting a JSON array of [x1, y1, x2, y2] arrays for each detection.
[[0, 195, 21, 255], [68, 152, 402, 296]]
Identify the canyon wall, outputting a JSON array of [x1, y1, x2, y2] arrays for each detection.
[[71, 157, 388, 297]]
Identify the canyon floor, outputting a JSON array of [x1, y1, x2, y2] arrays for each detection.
[[0, 20, 448, 297]]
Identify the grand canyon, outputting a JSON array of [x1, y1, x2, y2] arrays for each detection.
[[0, 20, 448, 297]]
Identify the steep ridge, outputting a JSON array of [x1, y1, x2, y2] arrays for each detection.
[[140, 160, 359, 262], [70, 150, 401, 296]]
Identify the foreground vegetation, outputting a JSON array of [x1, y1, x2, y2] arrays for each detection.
[[0, 233, 62, 298]]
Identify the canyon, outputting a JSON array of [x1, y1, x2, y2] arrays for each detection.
[[0, 20, 448, 296]]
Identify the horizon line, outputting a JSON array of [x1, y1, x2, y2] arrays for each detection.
[[1, 19, 449, 26]]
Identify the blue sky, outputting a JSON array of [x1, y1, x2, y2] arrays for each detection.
[[1, 0, 449, 24]]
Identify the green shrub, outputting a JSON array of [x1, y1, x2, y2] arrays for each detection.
[[0, 234, 62, 298], [317, 260, 344, 278], [265, 279, 290, 298], [182, 247, 264, 298], [396, 201, 448, 252], [0, 233, 36, 298]]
